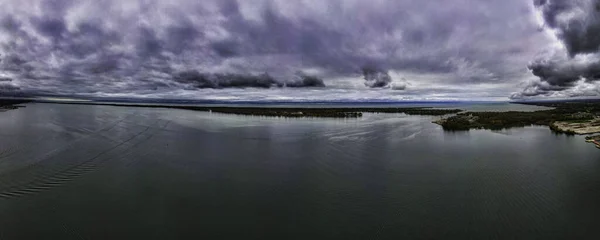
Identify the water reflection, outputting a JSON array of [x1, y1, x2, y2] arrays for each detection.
[[0, 103, 598, 239]]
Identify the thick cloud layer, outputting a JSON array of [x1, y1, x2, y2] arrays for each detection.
[[512, 0, 600, 99], [362, 67, 392, 88], [0, 77, 19, 93], [534, 0, 600, 56], [172, 71, 324, 89], [0, 0, 561, 101]]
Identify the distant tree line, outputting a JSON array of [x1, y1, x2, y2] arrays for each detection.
[[439, 102, 600, 133]]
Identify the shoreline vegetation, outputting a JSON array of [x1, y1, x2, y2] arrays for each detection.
[[4, 98, 600, 148], [434, 101, 600, 135], [1, 98, 464, 117], [4, 98, 600, 136], [33, 101, 463, 118], [0, 99, 29, 112]]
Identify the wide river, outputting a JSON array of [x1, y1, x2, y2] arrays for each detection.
[[0, 103, 599, 239]]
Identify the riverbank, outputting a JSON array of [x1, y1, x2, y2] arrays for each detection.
[[0, 101, 598, 239], [585, 135, 600, 148], [432, 101, 600, 149], [550, 120, 600, 135], [29, 101, 462, 118], [433, 101, 600, 132]]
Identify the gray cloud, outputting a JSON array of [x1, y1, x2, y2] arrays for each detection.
[[530, 55, 600, 87], [285, 74, 326, 88], [0, 77, 19, 92], [172, 71, 324, 89], [0, 84, 19, 91], [0, 0, 551, 100], [391, 78, 410, 91], [513, 0, 600, 99], [173, 71, 278, 89], [534, 0, 600, 56], [362, 66, 392, 88]]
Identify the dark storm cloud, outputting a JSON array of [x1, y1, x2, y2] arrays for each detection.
[[0, 84, 19, 91], [513, 0, 600, 98], [529, 57, 600, 87], [31, 17, 67, 41], [285, 74, 326, 88], [362, 66, 392, 88], [534, 0, 600, 56], [0, 77, 19, 91], [173, 70, 324, 89], [0, 0, 550, 99], [173, 71, 278, 89]]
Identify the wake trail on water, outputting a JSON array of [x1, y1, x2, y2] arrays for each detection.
[[0, 116, 170, 201]]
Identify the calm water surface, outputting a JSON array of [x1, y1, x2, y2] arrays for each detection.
[[0, 103, 598, 239]]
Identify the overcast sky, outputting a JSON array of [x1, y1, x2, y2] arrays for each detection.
[[1, 0, 599, 101]]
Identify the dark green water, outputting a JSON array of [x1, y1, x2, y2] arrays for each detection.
[[0, 103, 598, 239]]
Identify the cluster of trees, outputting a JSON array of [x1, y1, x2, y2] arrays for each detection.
[[190, 107, 364, 118], [44, 101, 462, 119], [0, 99, 29, 110], [440, 102, 600, 132], [549, 123, 576, 135], [356, 108, 462, 116], [180, 107, 461, 118]]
